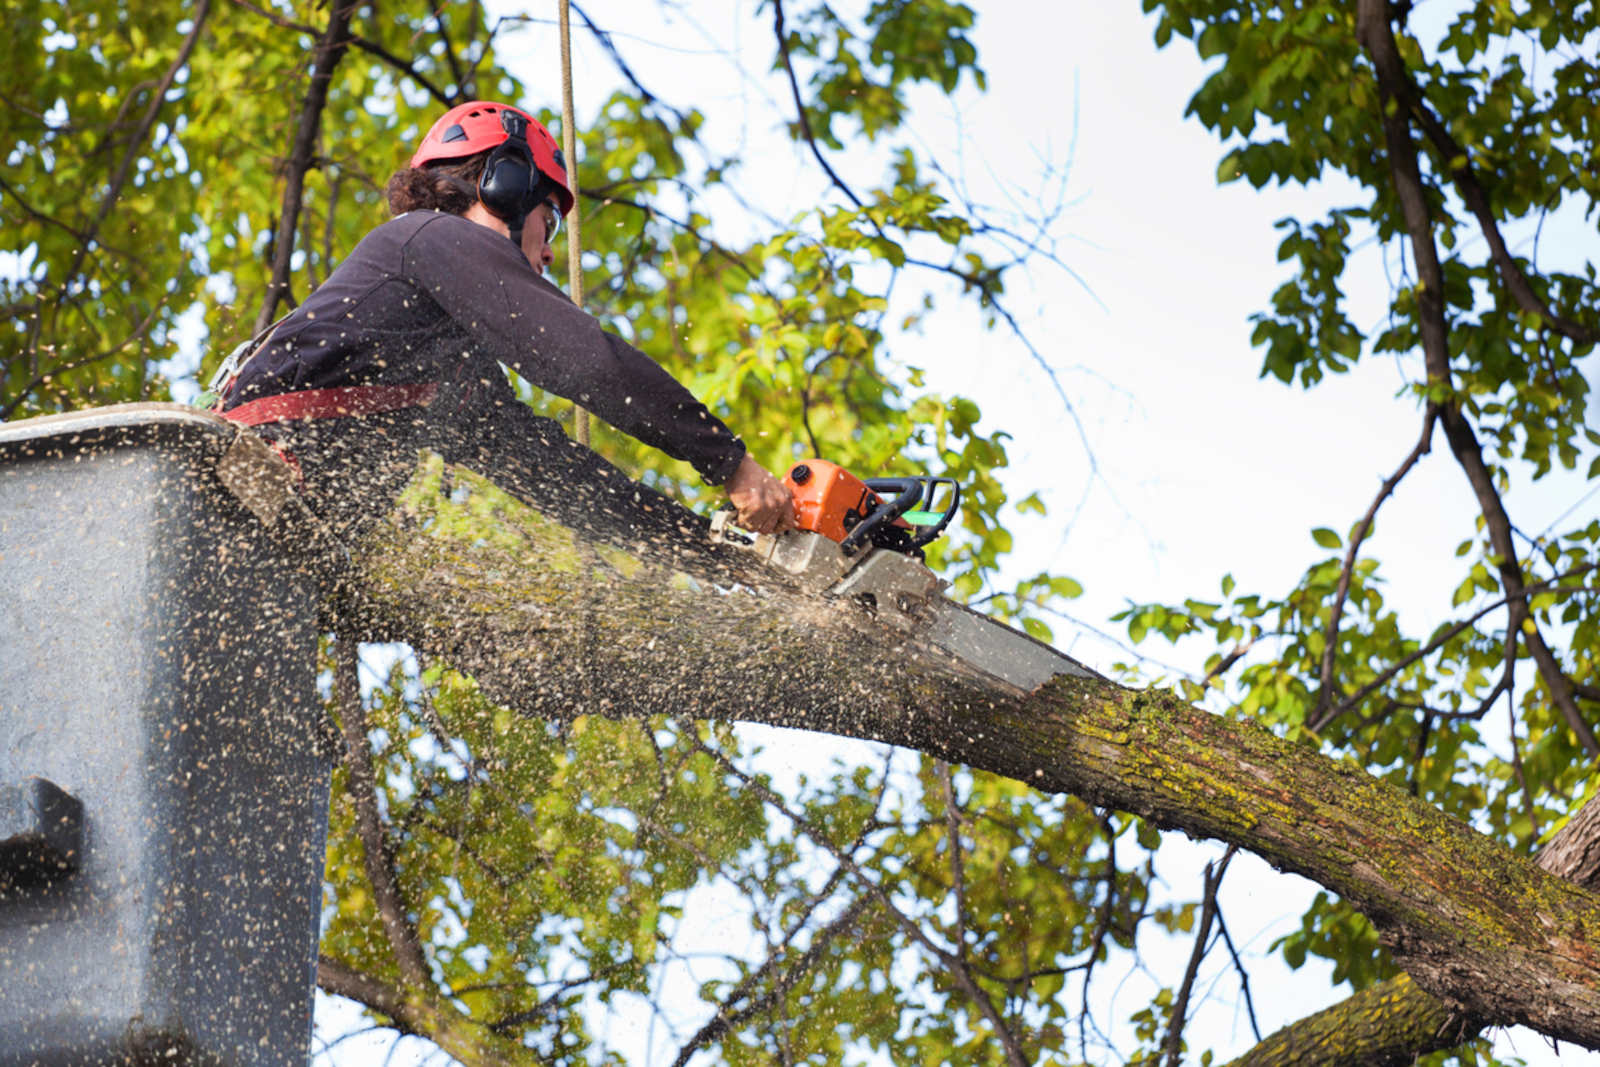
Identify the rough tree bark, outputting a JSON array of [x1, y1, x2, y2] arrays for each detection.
[[1227, 797, 1600, 1066], [325, 451, 1600, 1053]]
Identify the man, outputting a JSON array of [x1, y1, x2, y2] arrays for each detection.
[[217, 100, 794, 539]]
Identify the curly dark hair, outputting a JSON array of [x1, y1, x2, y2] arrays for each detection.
[[385, 152, 489, 216]]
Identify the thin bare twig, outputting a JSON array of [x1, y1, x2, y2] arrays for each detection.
[[1314, 409, 1437, 722], [1202, 637, 1258, 689], [1213, 913, 1262, 1042], [1, 0, 207, 399], [1, 299, 169, 419], [772, 3, 1104, 491], [426, 0, 468, 94], [571, 1, 691, 128], [0, 175, 93, 250], [230, 0, 454, 104], [668, 896, 872, 1067], [334, 637, 432, 990], [62, 0, 212, 293], [1509, 681, 1542, 843], [1079, 813, 1132, 1063], [1406, 92, 1597, 345], [489, 967, 622, 1034], [770, 0, 864, 209], [665, 745, 896, 1066], [938, 761, 972, 961], [1163, 846, 1235, 1067], [699, 741, 1031, 1067], [1310, 570, 1598, 733], [1409, 710, 1435, 797]]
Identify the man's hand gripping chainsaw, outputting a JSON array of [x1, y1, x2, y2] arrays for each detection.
[[711, 459, 961, 631]]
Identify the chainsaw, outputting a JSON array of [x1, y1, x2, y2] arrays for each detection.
[[710, 459, 1098, 693]]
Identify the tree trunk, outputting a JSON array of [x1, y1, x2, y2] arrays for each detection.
[[1227, 974, 1462, 1067], [1227, 793, 1600, 1065], [334, 453, 1600, 1051]]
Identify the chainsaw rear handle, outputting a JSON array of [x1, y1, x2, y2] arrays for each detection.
[[839, 476, 960, 557]]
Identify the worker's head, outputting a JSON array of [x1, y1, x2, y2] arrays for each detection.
[[386, 101, 572, 270]]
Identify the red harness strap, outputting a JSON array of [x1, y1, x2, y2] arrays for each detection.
[[220, 382, 439, 427], [219, 382, 440, 485]]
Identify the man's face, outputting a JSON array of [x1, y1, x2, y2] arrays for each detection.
[[520, 198, 561, 275]]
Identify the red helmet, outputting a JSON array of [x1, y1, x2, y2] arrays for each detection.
[[409, 101, 574, 216]]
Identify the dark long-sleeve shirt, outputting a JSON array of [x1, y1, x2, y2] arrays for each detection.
[[223, 210, 746, 484]]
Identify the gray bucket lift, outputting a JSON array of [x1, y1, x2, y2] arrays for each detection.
[[0, 405, 332, 1066]]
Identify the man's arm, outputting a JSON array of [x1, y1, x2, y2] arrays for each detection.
[[401, 212, 742, 482], [403, 213, 794, 530]]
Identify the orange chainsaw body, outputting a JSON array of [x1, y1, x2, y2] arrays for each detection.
[[782, 459, 960, 558], [783, 460, 886, 543]]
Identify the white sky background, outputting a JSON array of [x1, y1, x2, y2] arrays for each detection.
[[317, 1, 1599, 1064]]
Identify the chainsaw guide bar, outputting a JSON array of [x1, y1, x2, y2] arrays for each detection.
[[708, 513, 1099, 693]]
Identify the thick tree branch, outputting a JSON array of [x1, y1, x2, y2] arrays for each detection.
[[254, 0, 359, 333], [1403, 89, 1598, 344], [316, 955, 414, 1028], [1540, 789, 1600, 893], [315, 954, 538, 1066], [1227, 792, 1600, 1066], [1226, 973, 1464, 1067], [325, 644, 561, 1066], [335, 452, 1600, 1049], [1354, 0, 1598, 756]]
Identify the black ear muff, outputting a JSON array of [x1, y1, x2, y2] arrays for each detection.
[[477, 110, 543, 226]]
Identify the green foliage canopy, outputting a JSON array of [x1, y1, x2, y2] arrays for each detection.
[[2, 1, 1123, 1064], [6, 0, 1600, 1064], [1123, 0, 1600, 1057]]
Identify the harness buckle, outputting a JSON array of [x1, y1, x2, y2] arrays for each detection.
[[205, 337, 254, 399]]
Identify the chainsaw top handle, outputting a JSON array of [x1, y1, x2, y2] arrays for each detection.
[[880, 476, 961, 545]]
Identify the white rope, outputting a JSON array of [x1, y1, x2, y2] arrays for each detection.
[[557, 0, 589, 446]]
